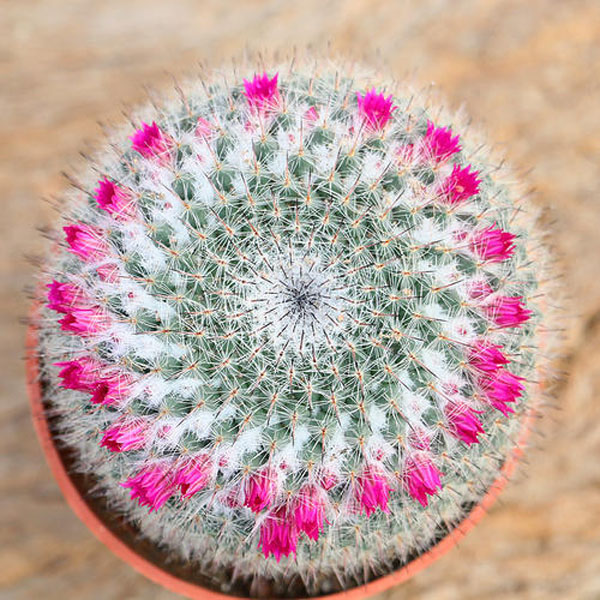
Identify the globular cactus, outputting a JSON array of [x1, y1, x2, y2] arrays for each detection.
[[36, 61, 554, 597]]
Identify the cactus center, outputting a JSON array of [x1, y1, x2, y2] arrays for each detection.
[[247, 250, 348, 355]]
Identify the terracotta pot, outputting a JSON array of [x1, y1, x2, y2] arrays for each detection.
[[26, 312, 533, 600]]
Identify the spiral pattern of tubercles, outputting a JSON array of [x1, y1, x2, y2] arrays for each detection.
[[39, 67, 545, 592]]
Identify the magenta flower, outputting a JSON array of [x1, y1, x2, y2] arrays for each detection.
[[64, 223, 109, 261], [244, 469, 277, 513], [483, 295, 532, 328], [100, 420, 147, 453], [439, 164, 481, 205], [303, 106, 319, 123], [355, 466, 393, 516], [259, 506, 298, 562], [58, 305, 108, 336], [468, 341, 509, 374], [356, 88, 397, 131], [467, 279, 494, 300], [122, 465, 177, 512], [174, 456, 211, 499], [55, 357, 100, 392], [195, 117, 214, 138], [319, 469, 338, 491], [47, 280, 84, 314], [396, 143, 415, 164], [445, 402, 485, 445], [480, 369, 525, 416], [95, 262, 120, 283], [94, 177, 135, 219], [403, 452, 443, 507], [130, 121, 171, 161], [90, 372, 132, 406], [293, 485, 326, 541], [243, 72, 280, 112], [471, 224, 516, 263], [423, 120, 461, 162]]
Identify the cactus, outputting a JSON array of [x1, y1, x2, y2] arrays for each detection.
[[36, 61, 554, 597]]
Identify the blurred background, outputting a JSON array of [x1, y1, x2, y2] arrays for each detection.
[[1, 0, 599, 598]]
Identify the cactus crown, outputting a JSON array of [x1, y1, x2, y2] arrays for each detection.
[[38, 62, 550, 596]]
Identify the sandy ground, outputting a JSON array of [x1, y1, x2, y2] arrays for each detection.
[[1, 1, 599, 598]]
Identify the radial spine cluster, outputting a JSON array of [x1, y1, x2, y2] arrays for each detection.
[[38, 63, 549, 595]]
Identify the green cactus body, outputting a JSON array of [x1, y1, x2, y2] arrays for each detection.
[[37, 63, 551, 596]]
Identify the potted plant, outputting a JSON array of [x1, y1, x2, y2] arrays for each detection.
[[27, 59, 555, 599]]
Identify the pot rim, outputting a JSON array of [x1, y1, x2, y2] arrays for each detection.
[[26, 311, 533, 600]]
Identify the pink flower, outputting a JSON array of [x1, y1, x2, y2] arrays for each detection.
[[303, 106, 319, 123], [423, 120, 461, 162], [480, 369, 525, 416], [55, 357, 100, 391], [64, 223, 109, 261], [122, 465, 177, 512], [58, 305, 108, 336], [445, 402, 485, 445], [468, 341, 509, 374], [90, 372, 132, 406], [356, 88, 397, 131], [259, 506, 298, 562], [57, 356, 132, 406], [100, 420, 147, 453], [95, 263, 120, 282], [483, 295, 532, 328], [355, 466, 393, 516], [467, 279, 494, 300], [439, 164, 481, 205], [220, 488, 242, 509], [130, 121, 171, 161], [403, 452, 443, 507], [47, 280, 84, 314], [195, 117, 214, 138], [47, 280, 110, 337], [471, 224, 516, 263], [174, 456, 211, 499], [293, 485, 326, 541], [244, 469, 277, 513], [319, 469, 338, 491], [243, 72, 280, 112], [93, 177, 135, 219], [396, 143, 415, 164]]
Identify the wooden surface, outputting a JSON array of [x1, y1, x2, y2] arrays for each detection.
[[2, 1, 600, 598]]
